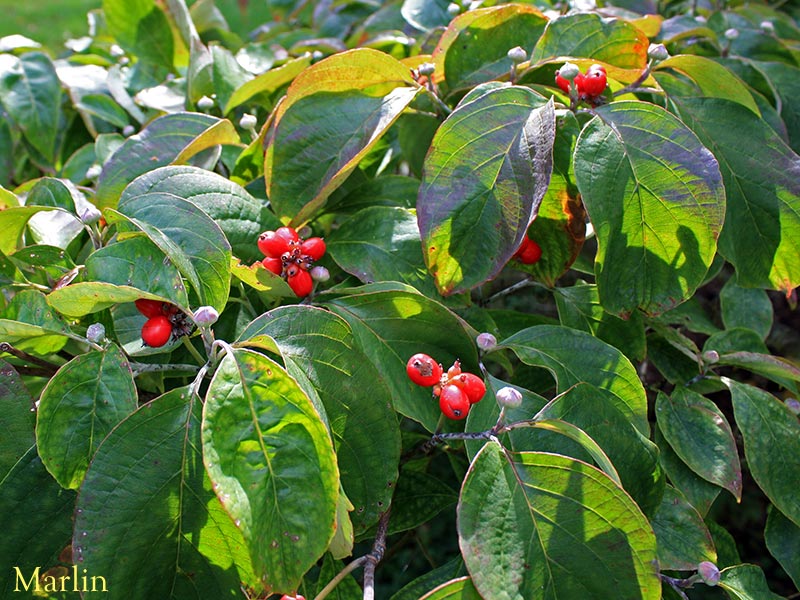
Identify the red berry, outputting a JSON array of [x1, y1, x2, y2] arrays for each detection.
[[287, 268, 313, 297], [135, 299, 165, 318], [578, 65, 606, 97], [258, 231, 290, 258], [406, 353, 443, 387], [439, 384, 470, 420], [141, 315, 172, 347], [262, 256, 283, 275], [446, 359, 462, 380], [450, 372, 486, 404], [555, 70, 570, 94], [300, 237, 326, 261], [279, 596, 305, 600], [275, 226, 300, 244], [573, 72, 585, 94], [515, 237, 542, 265]]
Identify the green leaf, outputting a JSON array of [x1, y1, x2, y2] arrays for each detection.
[[237, 306, 400, 535], [2, 289, 71, 352], [95, 112, 226, 208], [314, 553, 362, 599], [655, 388, 742, 501], [433, 5, 548, 93], [458, 442, 660, 599], [0, 205, 59, 254], [0, 360, 34, 476], [500, 324, 649, 434], [574, 100, 725, 317], [717, 351, 800, 387], [102, 0, 175, 68], [264, 48, 421, 225], [0, 447, 76, 598], [391, 558, 466, 600], [76, 94, 132, 129], [202, 348, 338, 594], [36, 345, 138, 489], [328, 206, 438, 296], [116, 192, 231, 311], [765, 506, 800, 589], [74, 387, 256, 599], [210, 44, 252, 114], [85, 237, 188, 308], [555, 282, 646, 361], [673, 97, 800, 294], [387, 466, 458, 535], [120, 165, 279, 264], [401, 0, 451, 32], [651, 486, 716, 571], [653, 54, 760, 114], [720, 279, 773, 340], [719, 564, 784, 600], [522, 111, 586, 286], [727, 380, 800, 528], [419, 577, 483, 600], [325, 285, 479, 432], [224, 55, 312, 114], [172, 118, 242, 165], [531, 12, 649, 69], [418, 87, 555, 295], [0, 52, 62, 165], [654, 428, 720, 518], [47, 282, 166, 317]]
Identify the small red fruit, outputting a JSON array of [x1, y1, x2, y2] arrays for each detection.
[[515, 237, 542, 265], [275, 226, 300, 244], [258, 231, 291, 258], [279, 595, 305, 600], [262, 256, 283, 275], [439, 384, 470, 420], [287, 268, 313, 297], [141, 315, 172, 347], [450, 372, 486, 404], [135, 299, 165, 318], [555, 70, 570, 94], [579, 64, 607, 97], [406, 353, 443, 387], [300, 237, 326, 261]]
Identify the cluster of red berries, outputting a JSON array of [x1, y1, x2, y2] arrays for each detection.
[[406, 353, 486, 420], [258, 226, 326, 297], [555, 63, 607, 103], [135, 299, 192, 347], [514, 236, 542, 265]]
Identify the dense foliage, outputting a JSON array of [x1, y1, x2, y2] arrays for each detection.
[[1, 0, 799, 598]]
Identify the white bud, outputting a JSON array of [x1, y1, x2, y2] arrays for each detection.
[[79, 204, 102, 225], [647, 43, 669, 62], [496, 386, 522, 408], [239, 113, 257, 130], [86, 164, 102, 179], [418, 62, 436, 77], [86, 323, 106, 344], [785, 398, 800, 415], [507, 46, 527, 64], [110, 44, 125, 57], [193, 306, 219, 326], [476, 332, 497, 352], [697, 561, 720, 586], [695, 15, 707, 23], [122, 124, 135, 137], [702, 350, 720, 365], [197, 95, 214, 110], [760, 20, 775, 33], [558, 62, 580, 81], [724, 28, 739, 40], [447, 3, 461, 16], [310, 266, 330, 282]]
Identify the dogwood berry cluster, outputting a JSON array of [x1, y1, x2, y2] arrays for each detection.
[[257, 226, 326, 297], [135, 299, 192, 347], [514, 235, 542, 265], [555, 62, 607, 105], [406, 353, 486, 420]]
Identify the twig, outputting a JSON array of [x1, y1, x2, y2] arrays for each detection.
[[313, 556, 368, 600], [130, 362, 200, 375], [481, 276, 534, 306], [363, 509, 391, 600], [0, 342, 60, 376], [614, 60, 656, 97]]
